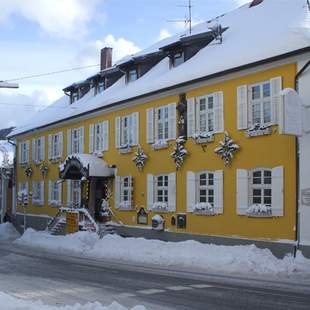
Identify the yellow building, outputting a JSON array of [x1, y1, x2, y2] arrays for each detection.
[[8, 0, 310, 253]]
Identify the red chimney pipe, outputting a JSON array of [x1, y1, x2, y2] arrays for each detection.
[[100, 47, 113, 71]]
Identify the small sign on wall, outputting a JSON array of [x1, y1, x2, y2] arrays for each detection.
[[137, 207, 148, 225], [301, 188, 310, 207]]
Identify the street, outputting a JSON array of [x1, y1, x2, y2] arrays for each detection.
[[0, 241, 310, 309]]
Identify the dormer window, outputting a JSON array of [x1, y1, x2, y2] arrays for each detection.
[[171, 52, 184, 68], [71, 92, 78, 104], [95, 79, 105, 95], [127, 69, 138, 83]]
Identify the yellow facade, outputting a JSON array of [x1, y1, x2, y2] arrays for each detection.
[[15, 62, 297, 241]]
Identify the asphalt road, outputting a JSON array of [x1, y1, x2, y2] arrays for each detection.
[[0, 241, 310, 310]]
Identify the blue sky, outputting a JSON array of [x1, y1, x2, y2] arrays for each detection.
[[0, 0, 246, 128]]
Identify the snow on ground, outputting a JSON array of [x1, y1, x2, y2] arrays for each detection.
[[0, 292, 146, 310], [16, 229, 310, 276], [0, 223, 20, 241]]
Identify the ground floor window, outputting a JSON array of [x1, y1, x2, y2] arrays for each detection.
[[67, 180, 81, 207], [32, 181, 44, 206], [48, 181, 62, 207], [115, 176, 133, 209]]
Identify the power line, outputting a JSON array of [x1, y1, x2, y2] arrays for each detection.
[[4, 64, 100, 83], [0, 102, 76, 109]]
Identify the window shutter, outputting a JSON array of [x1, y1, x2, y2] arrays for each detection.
[[236, 169, 249, 215], [213, 92, 224, 133], [67, 180, 72, 205], [40, 137, 45, 161], [147, 174, 154, 210], [187, 98, 196, 138], [115, 116, 121, 148], [237, 85, 248, 130], [79, 127, 84, 153], [103, 121, 109, 151], [214, 170, 224, 214], [272, 166, 284, 216], [132, 112, 139, 146], [168, 103, 177, 140], [154, 108, 159, 142], [270, 76, 282, 124], [146, 108, 154, 144], [59, 132, 63, 158], [89, 124, 94, 153], [248, 87, 253, 126], [25, 182, 29, 194], [40, 181, 45, 205], [48, 180, 52, 204], [58, 182, 62, 205], [187, 171, 196, 212], [168, 172, 176, 212], [48, 135, 52, 159], [67, 129, 72, 155], [115, 176, 121, 209], [26, 141, 30, 163], [18, 143, 22, 164], [32, 139, 36, 162], [128, 176, 133, 208]]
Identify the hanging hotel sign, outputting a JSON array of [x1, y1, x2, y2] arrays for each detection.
[[279, 89, 303, 136]]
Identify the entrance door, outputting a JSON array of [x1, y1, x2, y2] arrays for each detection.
[[94, 179, 107, 221]]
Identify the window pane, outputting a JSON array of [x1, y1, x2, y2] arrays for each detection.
[[200, 99, 206, 111], [264, 196, 272, 205], [164, 176, 168, 186], [263, 83, 270, 98], [252, 103, 261, 124], [263, 101, 271, 123], [253, 196, 261, 204], [208, 174, 214, 186], [208, 96, 213, 109], [264, 189, 272, 197], [253, 189, 261, 196], [264, 171, 272, 184], [252, 85, 261, 100]]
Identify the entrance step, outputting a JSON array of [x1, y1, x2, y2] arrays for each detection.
[[50, 220, 67, 236], [98, 222, 116, 238]]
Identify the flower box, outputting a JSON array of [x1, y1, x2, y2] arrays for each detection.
[[246, 204, 272, 217], [246, 124, 272, 138], [119, 145, 132, 154], [151, 202, 169, 212], [192, 133, 214, 144], [193, 203, 215, 215]]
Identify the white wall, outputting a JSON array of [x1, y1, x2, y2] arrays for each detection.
[[298, 53, 310, 246]]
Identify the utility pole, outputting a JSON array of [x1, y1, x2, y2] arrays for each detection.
[[0, 81, 19, 89]]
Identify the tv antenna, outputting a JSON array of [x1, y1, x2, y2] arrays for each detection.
[[167, 0, 193, 34]]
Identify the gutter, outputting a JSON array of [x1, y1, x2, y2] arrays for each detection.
[[294, 59, 310, 257], [8, 46, 310, 139]]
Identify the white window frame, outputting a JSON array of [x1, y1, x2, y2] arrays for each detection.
[[156, 106, 169, 141], [32, 137, 45, 164], [49, 132, 63, 160], [89, 121, 109, 154], [249, 81, 272, 126], [48, 181, 62, 207], [196, 94, 215, 134], [121, 115, 133, 146], [171, 52, 184, 68], [115, 176, 133, 210], [32, 181, 44, 206], [67, 180, 81, 207], [196, 171, 215, 206], [127, 69, 138, 83], [154, 174, 169, 208], [115, 113, 139, 149], [249, 168, 272, 209], [19, 141, 29, 165], [18, 182, 28, 195], [68, 127, 84, 155]]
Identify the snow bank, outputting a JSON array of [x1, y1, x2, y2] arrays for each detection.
[[0, 223, 20, 241], [0, 292, 146, 310], [16, 229, 310, 276]]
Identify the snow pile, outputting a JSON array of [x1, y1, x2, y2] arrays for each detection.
[[10, 0, 310, 137], [0, 292, 146, 310], [0, 223, 20, 241], [16, 229, 310, 276]]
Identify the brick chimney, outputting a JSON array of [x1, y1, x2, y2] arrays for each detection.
[[249, 0, 264, 8], [100, 47, 113, 71]]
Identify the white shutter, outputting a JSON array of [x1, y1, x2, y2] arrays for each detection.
[[99, 122, 104, 151], [248, 86, 253, 126], [79, 127, 84, 153], [40, 137, 45, 161], [40, 181, 45, 205], [59, 132, 63, 158], [187, 97, 196, 138], [48, 180, 52, 204], [187, 171, 196, 212], [128, 176, 133, 208], [237, 85, 248, 130], [18, 143, 22, 164], [154, 108, 159, 142], [270, 76, 282, 124], [146, 108, 154, 144], [103, 121, 109, 151], [25, 182, 29, 194], [89, 124, 94, 153], [67, 180, 72, 205], [32, 139, 36, 162], [236, 169, 249, 215], [115, 116, 121, 148], [214, 170, 223, 214], [213, 92, 224, 133], [168, 103, 177, 140], [48, 135, 52, 159], [147, 174, 154, 210], [132, 112, 139, 146], [168, 172, 176, 212], [272, 166, 284, 216], [25, 141, 30, 163], [67, 129, 72, 155], [115, 176, 121, 209], [58, 182, 62, 205]]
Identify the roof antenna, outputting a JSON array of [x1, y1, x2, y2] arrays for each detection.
[[167, 0, 193, 35], [207, 17, 223, 44]]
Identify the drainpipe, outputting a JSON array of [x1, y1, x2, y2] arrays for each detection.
[[294, 59, 310, 257]]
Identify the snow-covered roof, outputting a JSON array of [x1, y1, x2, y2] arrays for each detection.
[[10, 0, 310, 137]]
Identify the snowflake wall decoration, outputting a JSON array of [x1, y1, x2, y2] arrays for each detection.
[[171, 136, 188, 170], [214, 131, 239, 167], [132, 145, 148, 171]]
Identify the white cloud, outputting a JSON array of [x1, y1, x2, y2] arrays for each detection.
[[77, 34, 141, 66], [235, 0, 251, 7], [0, 89, 55, 128], [158, 29, 171, 40], [0, 0, 99, 38]]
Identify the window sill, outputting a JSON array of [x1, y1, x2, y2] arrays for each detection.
[[33, 160, 43, 166], [152, 140, 169, 151], [117, 202, 134, 211], [49, 202, 62, 208], [119, 146, 132, 154], [246, 124, 272, 138], [49, 157, 61, 164], [192, 210, 215, 216], [192, 133, 214, 144], [246, 213, 273, 218]]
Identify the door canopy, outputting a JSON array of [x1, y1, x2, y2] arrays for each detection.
[[59, 154, 115, 180]]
